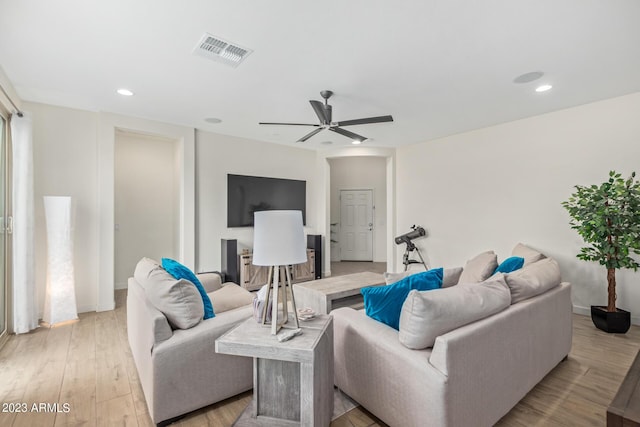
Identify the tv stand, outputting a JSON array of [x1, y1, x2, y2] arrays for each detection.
[[239, 249, 315, 291]]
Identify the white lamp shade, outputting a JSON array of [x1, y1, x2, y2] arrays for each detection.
[[252, 210, 307, 266]]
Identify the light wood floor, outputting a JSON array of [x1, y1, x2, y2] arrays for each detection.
[[330, 262, 387, 277], [1, 292, 639, 427]]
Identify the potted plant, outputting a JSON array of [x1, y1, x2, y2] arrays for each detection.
[[562, 171, 640, 333]]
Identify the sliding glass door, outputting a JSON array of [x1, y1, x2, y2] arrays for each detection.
[[0, 114, 7, 343]]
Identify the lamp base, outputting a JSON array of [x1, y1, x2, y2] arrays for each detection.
[[261, 265, 300, 334]]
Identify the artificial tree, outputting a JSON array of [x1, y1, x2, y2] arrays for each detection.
[[562, 171, 640, 318]]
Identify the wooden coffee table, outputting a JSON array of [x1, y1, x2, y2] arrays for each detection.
[[293, 271, 384, 315]]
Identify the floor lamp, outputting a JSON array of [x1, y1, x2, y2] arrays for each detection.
[[42, 196, 78, 325], [252, 210, 307, 335]]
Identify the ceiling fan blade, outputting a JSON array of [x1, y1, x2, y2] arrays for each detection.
[[336, 115, 394, 127], [259, 122, 320, 126], [309, 100, 328, 124], [329, 127, 367, 142], [297, 127, 324, 142]]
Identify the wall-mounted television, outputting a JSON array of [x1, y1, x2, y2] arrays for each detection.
[[227, 174, 306, 227]]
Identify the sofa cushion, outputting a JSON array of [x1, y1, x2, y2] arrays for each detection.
[[398, 275, 511, 349], [384, 267, 462, 288], [362, 268, 443, 330], [134, 257, 163, 285], [209, 283, 255, 314], [512, 243, 546, 266], [141, 263, 205, 329], [198, 272, 224, 293], [505, 257, 561, 304], [162, 258, 215, 319], [442, 267, 463, 288], [494, 256, 524, 274], [457, 251, 498, 284]]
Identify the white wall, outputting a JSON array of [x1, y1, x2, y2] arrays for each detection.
[[28, 102, 196, 313], [114, 130, 179, 288], [395, 92, 640, 322], [29, 102, 99, 314], [329, 156, 387, 262], [195, 130, 319, 273]]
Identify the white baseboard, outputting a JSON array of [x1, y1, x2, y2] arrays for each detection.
[[115, 281, 128, 290]]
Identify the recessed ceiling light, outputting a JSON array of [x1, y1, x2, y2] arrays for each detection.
[[352, 140, 362, 145], [116, 88, 134, 96], [513, 71, 544, 84], [535, 84, 553, 93], [204, 117, 222, 124]]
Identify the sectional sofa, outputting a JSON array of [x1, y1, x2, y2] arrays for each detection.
[[332, 245, 573, 427]]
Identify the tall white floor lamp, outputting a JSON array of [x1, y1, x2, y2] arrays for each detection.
[[43, 196, 78, 325]]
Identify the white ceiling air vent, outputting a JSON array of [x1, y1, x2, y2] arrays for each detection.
[[192, 33, 252, 68]]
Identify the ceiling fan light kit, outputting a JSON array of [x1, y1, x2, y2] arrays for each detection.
[[259, 90, 393, 143]]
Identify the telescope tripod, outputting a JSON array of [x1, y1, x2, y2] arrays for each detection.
[[402, 241, 429, 271]]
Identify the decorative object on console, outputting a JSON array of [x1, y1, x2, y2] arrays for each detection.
[[43, 196, 78, 325], [562, 171, 640, 333], [252, 210, 307, 334]]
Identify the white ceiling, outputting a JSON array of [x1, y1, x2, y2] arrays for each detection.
[[1, 1, 639, 149]]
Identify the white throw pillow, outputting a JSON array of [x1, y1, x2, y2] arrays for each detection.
[[134, 257, 204, 329], [511, 243, 546, 266], [457, 251, 498, 284], [505, 257, 561, 304], [442, 267, 463, 288], [399, 275, 511, 350]]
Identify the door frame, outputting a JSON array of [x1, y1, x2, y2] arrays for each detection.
[[318, 147, 396, 277], [0, 111, 9, 348], [339, 188, 374, 261]]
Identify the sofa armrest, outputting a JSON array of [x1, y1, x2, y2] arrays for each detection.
[[127, 277, 172, 347], [149, 305, 254, 422], [197, 271, 224, 293], [332, 307, 447, 427], [427, 282, 572, 427]]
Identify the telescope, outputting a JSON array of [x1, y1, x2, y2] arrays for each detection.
[[394, 225, 428, 271], [394, 225, 426, 246]]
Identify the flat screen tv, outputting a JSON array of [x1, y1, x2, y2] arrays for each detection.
[[227, 174, 306, 227]]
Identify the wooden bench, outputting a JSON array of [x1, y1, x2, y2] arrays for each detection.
[[608, 349, 640, 426]]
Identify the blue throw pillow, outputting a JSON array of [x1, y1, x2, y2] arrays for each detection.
[[361, 268, 443, 330], [494, 256, 525, 274], [162, 258, 215, 319]]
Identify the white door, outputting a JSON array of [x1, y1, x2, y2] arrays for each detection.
[[339, 189, 373, 261]]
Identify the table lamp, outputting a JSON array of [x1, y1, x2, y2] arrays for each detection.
[[252, 210, 307, 334]]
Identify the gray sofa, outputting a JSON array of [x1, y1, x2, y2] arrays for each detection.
[[332, 252, 573, 427], [127, 261, 255, 426]]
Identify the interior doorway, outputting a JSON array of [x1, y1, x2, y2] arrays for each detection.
[[328, 156, 387, 272], [339, 189, 373, 261], [114, 130, 179, 288]]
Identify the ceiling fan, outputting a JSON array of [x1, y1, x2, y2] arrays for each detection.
[[259, 90, 393, 143]]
